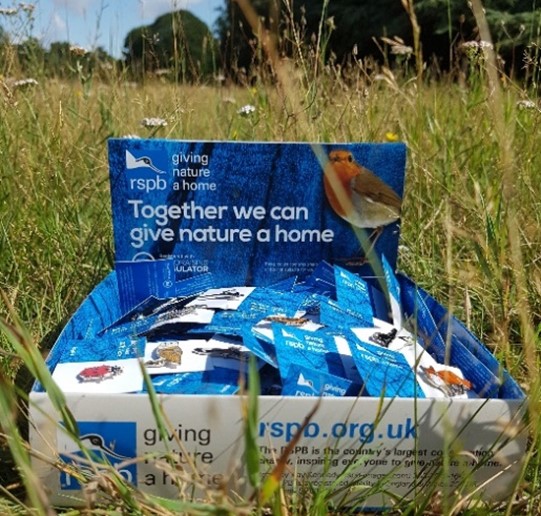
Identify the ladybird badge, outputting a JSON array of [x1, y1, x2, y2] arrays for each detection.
[[76, 365, 123, 383]]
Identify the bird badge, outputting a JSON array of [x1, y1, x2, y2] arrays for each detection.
[[323, 150, 401, 262]]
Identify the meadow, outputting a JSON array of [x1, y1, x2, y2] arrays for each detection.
[[1, 4, 541, 514]]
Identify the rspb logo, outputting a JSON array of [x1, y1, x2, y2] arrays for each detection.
[[58, 421, 137, 490], [126, 150, 168, 193]]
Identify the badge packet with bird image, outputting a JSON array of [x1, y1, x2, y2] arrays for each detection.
[[99, 302, 215, 339], [399, 280, 501, 398], [188, 286, 309, 338], [409, 277, 524, 400], [352, 325, 469, 399], [185, 286, 255, 310]]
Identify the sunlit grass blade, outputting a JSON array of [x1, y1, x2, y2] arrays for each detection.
[[242, 355, 261, 492]]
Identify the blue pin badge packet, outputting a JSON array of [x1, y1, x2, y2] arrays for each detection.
[[282, 363, 358, 397], [349, 338, 425, 398], [30, 139, 528, 510]]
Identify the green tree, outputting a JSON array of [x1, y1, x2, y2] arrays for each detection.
[[43, 43, 116, 80], [123, 10, 218, 81], [216, 0, 278, 81], [216, 0, 541, 76]]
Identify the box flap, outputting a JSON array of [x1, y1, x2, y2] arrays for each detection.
[[108, 139, 406, 309]]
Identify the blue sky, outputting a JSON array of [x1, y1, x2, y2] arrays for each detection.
[[5, 0, 224, 57]]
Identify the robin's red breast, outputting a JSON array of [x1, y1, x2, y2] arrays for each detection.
[[324, 150, 401, 229]]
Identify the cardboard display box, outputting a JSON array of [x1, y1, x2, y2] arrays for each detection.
[[29, 140, 526, 508]]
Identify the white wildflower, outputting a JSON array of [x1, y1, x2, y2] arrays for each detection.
[[70, 45, 89, 57], [237, 104, 256, 116], [391, 44, 413, 56], [12, 78, 38, 88], [0, 7, 18, 15], [516, 99, 537, 110], [461, 40, 493, 53], [140, 117, 168, 128], [19, 3, 35, 13]]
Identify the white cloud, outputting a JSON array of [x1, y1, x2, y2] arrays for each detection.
[[52, 12, 67, 32]]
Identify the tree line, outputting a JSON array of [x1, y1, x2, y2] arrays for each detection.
[[1, 1, 540, 81]]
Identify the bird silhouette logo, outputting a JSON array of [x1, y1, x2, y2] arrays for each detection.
[[297, 372, 316, 391], [323, 150, 401, 261], [125, 150, 164, 174], [80, 433, 132, 460]]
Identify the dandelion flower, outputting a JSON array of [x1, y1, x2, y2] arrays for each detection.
[[237, 104, 256, 116], [140, 117, 168, 128], [385, 132, 399, 142]]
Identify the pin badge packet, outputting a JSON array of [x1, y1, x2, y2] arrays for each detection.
[[188, 288, 309, 338], [143, 338, 252, 374], [334, 266, 375, 322], [186, 286, 255, 310], [52, 358, 144, 394], [252, 311, 324, 343], [348, 338, 425, 398], [352, 325, 471, 399], [407, 278, 522, 399], [240, 326, 278, 368], [397, 280, 500, 397], [100, 304, 215, 339], [381, 254, 403, 328], [268, 275, 298, 292], [302, 260, 337, 296], [55, 336, 145, 364], [147, 368, 242, 395], [202, 335, 253, 371], [274, 326, 348, 380], [282, 363, 359, 397], [99, 295, 165, 332], [318, 296, 374, 333]]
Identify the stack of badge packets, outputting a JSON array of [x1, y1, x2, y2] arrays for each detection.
[[48, 257, 514, 400], [31, 140, 525, 509]]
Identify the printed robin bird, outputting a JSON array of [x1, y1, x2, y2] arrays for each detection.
[[323, 150, 401, 261]]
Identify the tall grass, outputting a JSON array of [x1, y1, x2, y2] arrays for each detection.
[[1, 0, 541, 513]]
